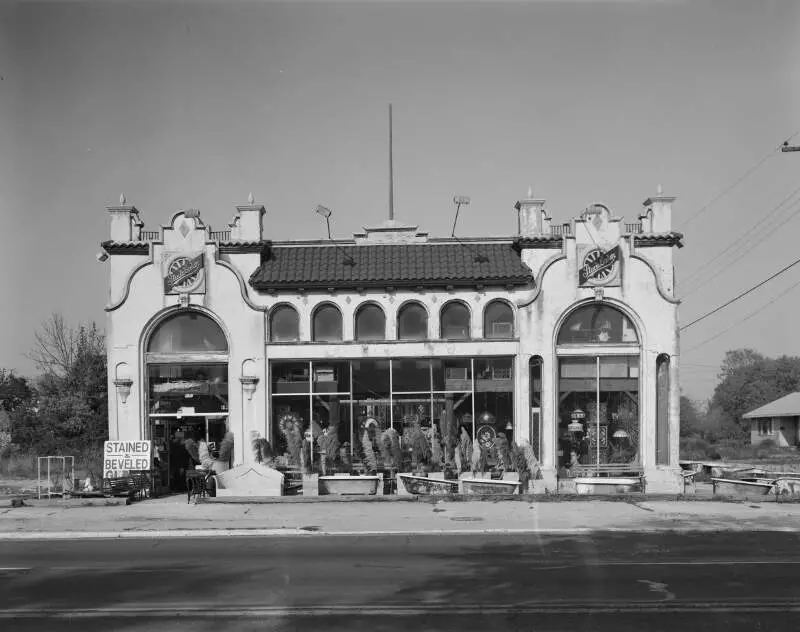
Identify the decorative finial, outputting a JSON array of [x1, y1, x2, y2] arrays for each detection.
[[248, 192, 255, 205], [656, 183, 663, 195], [527, 186, 533, 198], [120, 193, 126, 205]]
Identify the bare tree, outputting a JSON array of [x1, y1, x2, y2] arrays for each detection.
[[27, 313, 104, 378]]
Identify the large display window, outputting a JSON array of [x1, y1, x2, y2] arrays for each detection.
[[269, 356, 514, 475], [556, 304, 640, 477]]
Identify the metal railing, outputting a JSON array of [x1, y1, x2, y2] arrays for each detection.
[[625, 223, 643, 234], [550, 225, 572, 236], [140, 231, 160, 241], [209, 230, 231, 241]]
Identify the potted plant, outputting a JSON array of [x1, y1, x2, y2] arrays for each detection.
[[318, 419, 381, 495], [397, 423, 459, 496]]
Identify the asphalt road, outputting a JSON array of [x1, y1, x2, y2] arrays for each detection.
[[1, 532, 799, 631]]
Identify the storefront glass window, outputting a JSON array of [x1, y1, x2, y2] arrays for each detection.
[[271, 362, 310, 395], [557, 355, 639, 475], [312, 304, 343, 342], [557, 304, 638, 345], [392, 359, 431, 392], [484, 301, 515, 339], [440, 302, 470, 340], [529, 356, 543, 460], [269, 356, 514, 477], [432, 358, 472, 392], [397, 302, 428, 340], [355, 304, 386, 341], [147, 312, 227, 352], [270, 305, 299, 342], [475, 357, 515, 442]]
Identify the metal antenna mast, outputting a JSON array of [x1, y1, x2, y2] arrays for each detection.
[[389, 104, 394, 221]]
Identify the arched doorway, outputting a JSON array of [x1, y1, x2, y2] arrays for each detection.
[[145, 310, 229, 492], [556, 303, 640, 475]]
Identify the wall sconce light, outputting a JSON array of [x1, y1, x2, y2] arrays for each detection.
[[240, 376, 259, 401], [114, 378, 133, 404]]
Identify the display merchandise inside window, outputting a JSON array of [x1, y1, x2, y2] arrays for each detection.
[[557, 356, 640, 476], [270, 356, 514, 475]]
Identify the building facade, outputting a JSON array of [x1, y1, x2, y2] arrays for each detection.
[[101, 190, 684, 493]]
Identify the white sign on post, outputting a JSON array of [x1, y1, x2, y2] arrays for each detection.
[[103, 440, 152, 479]]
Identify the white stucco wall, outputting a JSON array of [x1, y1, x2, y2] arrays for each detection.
[[103, 198, 682, 491]]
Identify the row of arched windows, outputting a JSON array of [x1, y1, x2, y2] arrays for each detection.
[[270, 300, 516, 343]]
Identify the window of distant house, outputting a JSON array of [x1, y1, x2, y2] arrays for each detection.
[[270, 305, 300, 342], [397, 302, 428, 340], [355, 304, 386, 341], [440, 302, 471, 340], [484, 300, 514, 339], [758, 420, 772, 435], [312, 304, 343, 342]]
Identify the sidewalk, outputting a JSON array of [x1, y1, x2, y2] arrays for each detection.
[[2, 494, 800, 539]]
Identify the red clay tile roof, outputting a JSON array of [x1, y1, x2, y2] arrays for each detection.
[[249, 242, 533, 291]]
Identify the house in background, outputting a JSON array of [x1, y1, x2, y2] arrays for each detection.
[[743, 393, 800, 447]]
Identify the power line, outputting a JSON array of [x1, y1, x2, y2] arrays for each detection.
[[677, 132, 800, 231], [683, 275, 800, 353], [680, 187, 800, 298], [680, 254, 800, 331]]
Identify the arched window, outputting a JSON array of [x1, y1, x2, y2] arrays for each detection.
[[147, 311, 227, 353], [355, 304, 386, 341], [440, 301, 470, 340], [397, 302, 428, 340], [270, 305, 300, 342], [556, 303, 640, 475], [557, 304, 638, 345], [145, 310, 230, 494], [312, 304, 343, 342], [484, 301, 514, 339]]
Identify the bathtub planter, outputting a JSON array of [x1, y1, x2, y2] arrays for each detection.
[[398, 473, 459, 496], [574, 477, 643, 495], [711, 477, 774, 499], [773, 477, 800, 498], [460, 477, 521, 496], [318, 474, 382, 496]]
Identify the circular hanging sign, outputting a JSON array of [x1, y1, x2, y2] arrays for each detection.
[[477, 424, 497, 449]]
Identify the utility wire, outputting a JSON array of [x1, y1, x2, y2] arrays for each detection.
[[677, 132, 800, 231], [683, 275, 800, 353], [681, 183, 800, 287], [680, 255, 800, 331], [680, 187, 800, 298]]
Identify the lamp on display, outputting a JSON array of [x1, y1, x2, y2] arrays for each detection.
[[568, 409, 586, 434], [613, 429, 630, 439]]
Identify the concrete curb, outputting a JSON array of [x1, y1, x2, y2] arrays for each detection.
[[197, 493, 794, 505], [200, 495, 421, 504], [13, 498, 130, 508], [2, 525, 800, 540]]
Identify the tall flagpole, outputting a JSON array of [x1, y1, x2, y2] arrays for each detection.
[[389, 104, 394, 221]]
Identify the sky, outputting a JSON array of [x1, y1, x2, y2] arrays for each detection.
[[1, 0, 799, 404]]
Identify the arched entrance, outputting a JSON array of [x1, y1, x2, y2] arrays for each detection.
[[556, 303, 640, 475], [145, 310, 229, 492]]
